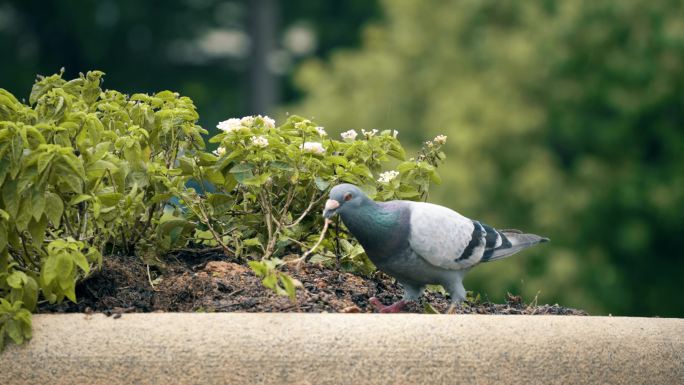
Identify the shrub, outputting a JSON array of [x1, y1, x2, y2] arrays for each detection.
[[0, 70, 205, 350], [175, 116, 447, 291], [0, 70, 446, 349]]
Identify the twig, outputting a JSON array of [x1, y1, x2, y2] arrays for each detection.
[[334, 217, 341, 265], [277, 185, 296, 217], [62, 212, 77, 238], [146, 264, 158, 291], [194, 197, 232, 256], [284, 192, 327, 229], [287, 218, 331, 266], [78, 204, 89, 241], [260, 190, 275, 258]]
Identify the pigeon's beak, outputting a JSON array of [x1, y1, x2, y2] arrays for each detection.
[[323, 199, 340, 219]]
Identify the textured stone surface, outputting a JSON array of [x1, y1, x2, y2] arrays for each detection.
[[1, 314, 682, 384]]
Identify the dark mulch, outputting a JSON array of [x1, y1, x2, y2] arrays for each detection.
[[38, 249, 587, 316]]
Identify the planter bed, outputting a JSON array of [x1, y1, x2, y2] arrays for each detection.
[[37, 250, 586, 315]]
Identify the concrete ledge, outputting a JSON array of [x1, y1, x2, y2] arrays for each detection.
[[1, 314, 682, 384]]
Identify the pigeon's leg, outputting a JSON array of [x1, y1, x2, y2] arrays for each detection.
[[445, 272, 467, 314], [369, 298, 407, 313], [369, 284, 424, 313]]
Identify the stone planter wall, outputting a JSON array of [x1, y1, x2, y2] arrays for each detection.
[[1, 313, 682, 384]]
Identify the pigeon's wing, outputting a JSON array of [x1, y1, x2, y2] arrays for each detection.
[[407, 202, 486, 270]]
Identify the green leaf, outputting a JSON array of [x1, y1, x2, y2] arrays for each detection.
[[326, 155, 348, 166], [178, 156, 195, 174], [57, 172, 83, 193], [157, 218, 194, 249], [429, 170, 442, 185], [63, 282, 77, 302], [43, 253, 73, 285], [5, 319, 23, 344], [314, 177, 330, 191], [28, 215, 48, 246], [232, 170, 253, 184], [243, 237, 262, 247], [241, 173, 271, 186], [37, 152, 55, 174], [351, 164, 373, 179], [6, 271, 26, 289], [44, 192, 64, 227], [269, 161, 293, 171], [229, 163, 255, 173], [247, 260, 267, 277], [95, 192, 122, 206], [279, 273, 300, 302], [0, 221, 7, 251], [423, 302, 440, 314], [86, 248, 103, 267], [21, 277, 38, 311], [68, 194, 92, 205], [2, 178, 18, 218], [396, 161, 416, 173], [261, 273, 278, 291], [72, 252, 90, 275], [86, 160, 117, 178], [31, 189, 46, 220]]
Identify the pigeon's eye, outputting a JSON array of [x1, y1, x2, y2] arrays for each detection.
[[344, 193, 353, 201]]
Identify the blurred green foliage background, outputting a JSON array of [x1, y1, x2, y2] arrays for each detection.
[[1, 0, 682, 316]]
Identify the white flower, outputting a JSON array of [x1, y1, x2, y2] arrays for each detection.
[[433, 134, 447, 145], [361, 129, 378, 138], [300, 141, 325, 155], [213, 146, 226, 156], [341, 129, 358, 141], [240, 115, 255, 127], [251, 135, 269, 148], [377, 170, 399, 183], [217, 118, 242, 133], [315, 126, 327, 136], [392, 130, 399, 138], [260, 115, 276, 129]]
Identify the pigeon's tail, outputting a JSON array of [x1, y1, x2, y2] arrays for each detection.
[[481, 229, 549, 262]]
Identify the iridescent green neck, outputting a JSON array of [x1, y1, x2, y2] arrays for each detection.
[[340, 200, 407, 256]]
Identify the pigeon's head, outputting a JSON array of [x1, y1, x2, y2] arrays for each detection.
[[323, 183, 369, 219]]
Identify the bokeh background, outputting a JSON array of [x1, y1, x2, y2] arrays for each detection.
[[1, 0, 682, 317]]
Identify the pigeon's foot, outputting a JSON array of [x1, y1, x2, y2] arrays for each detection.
[[369, 297, 407, 313], [446, 303, 458, 314]]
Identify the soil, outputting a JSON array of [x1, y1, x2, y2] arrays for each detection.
[[38, 249, 588, 316]]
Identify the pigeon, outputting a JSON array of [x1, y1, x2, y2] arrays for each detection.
[[322, 183, 549, 313]]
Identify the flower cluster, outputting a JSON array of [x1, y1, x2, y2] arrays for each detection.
[[433, 134, 447, 145], [300, 141, 325, 155], [217, 115, 276, 132], [361, 129, 379, 138], [377, 170, 400, 183], [251, 135, 269, 147], [261, 115, 276, 129], [217, 118, 242, 133], [315, 126, 327, 136], [341, 129, 358, 141], [213, 146, 226, 156]]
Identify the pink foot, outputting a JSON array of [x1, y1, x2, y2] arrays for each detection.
[[369, 297, 407, 313]]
